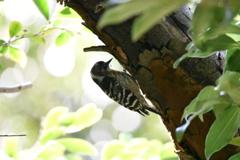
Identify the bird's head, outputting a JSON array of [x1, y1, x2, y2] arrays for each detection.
[[91, 58, 112, 75]]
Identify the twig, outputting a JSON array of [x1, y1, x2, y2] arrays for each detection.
[[0, 134, 26, 137], [0, 82, 32, 93], [0, 27, 81, 47], [84, 45, 112, 53]]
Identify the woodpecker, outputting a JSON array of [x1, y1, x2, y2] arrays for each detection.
[[90, 58, 160, 116]]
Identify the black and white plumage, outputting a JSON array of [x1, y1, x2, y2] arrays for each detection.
[[91, 58, 160, 116]]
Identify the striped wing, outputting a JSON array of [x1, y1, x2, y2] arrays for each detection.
[[101, 75, 149, 116]]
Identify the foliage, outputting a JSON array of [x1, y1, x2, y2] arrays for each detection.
[[0, 7, 80, 69], [98, 0, 240, 159], [2, 104, 102, 160], [175, 1, 240, 159], [33, 0, 50, 20], [102, 136, 177, 160], [98, 0, 188, 42]]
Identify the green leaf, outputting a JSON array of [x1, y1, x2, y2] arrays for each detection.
[[212, 97, 232, 119], [59, 113, 77, 127], [66, 103, 102, 133], [9, 46, 27, 68], [37, 141, 66, 158], [40, 127, 66, 144], [200, 23, 240, 41], [173, 50, 214, 69], [57, 7, 81, 18], [229, 137, 240, 146], [176, 86, 220, 141], [55, 31, 71, 47], [132, 0, 187, 41], [9, 21, 22, 38], [0, 45, 9, 55], [229, 153, 240, 160], [98, 0, 158, 29], [197, 34, 240, 52], [66, 154, 83, 160], [0, 39, 5, 51], [3, 137, 18, 158], [205, 105, 240, 160], [181, 86, 219, 120], [216, 72, 240, 104], [42, 28, 54, 36], [52, 18, 64, 27], [33, 0, 50, 20], [192, 1, 235, 40], [57, 138, 97, 155], [43, 106, 68, 130], [29, 36, 46, 44], [101, 140, 126, 160], [124, 138, 150, 159], [224, 48, 240, 73], [0, 64, 3, 71], [176, 116, 193, 142]]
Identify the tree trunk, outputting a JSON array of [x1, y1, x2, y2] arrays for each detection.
[[57, 0, 240, 159]]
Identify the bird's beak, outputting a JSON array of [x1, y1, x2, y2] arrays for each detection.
[[105, 58, 112, 66]]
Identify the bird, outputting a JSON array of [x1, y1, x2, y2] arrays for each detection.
[[90, 58, 161, 116]]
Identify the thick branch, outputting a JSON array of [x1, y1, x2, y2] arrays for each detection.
[[58, 0, 240, 159]]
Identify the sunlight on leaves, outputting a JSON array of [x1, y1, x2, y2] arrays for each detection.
[[66, 103, 102, 133], [37, 141, 66, 158], [40, 126, 66, 144], [9, 46, 27, 68], [3, 137, 18, 158], [58, 138, 97, 155], [43, 106, 69, 130], [33, 0, 50, 20], [55, 31, 71, 47], [57, 7, 81, 18], [9, 21, 22, 38]]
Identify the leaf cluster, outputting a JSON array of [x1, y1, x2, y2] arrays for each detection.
[[0, 6, 81, 70], [2, 104, 102, 160], [101, 137, 176, 160], [173, 1, 240, 159]]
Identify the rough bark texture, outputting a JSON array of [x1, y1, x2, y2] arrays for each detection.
[[57, 0, 240, 159]]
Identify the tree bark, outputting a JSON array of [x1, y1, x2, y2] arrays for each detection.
[[57, 0, 240, 159]]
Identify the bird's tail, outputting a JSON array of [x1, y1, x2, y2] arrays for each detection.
[[145, 106, 162, 116]]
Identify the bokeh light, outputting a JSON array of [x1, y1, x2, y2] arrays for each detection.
[[43, 45, 75, 77], [112, 107, 142, 132]]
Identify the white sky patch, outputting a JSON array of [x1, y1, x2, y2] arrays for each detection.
[[44, 46, 75, 77]]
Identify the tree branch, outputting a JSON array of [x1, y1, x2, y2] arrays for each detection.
[[0, 134, 26, 137], [0, 82, 32, 93]]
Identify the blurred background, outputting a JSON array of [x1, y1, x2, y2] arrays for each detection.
[[0, 0, 174, 159]]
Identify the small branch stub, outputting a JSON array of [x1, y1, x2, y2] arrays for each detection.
[[0, 82, 32, 93], [0, 134, 26, 137]]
